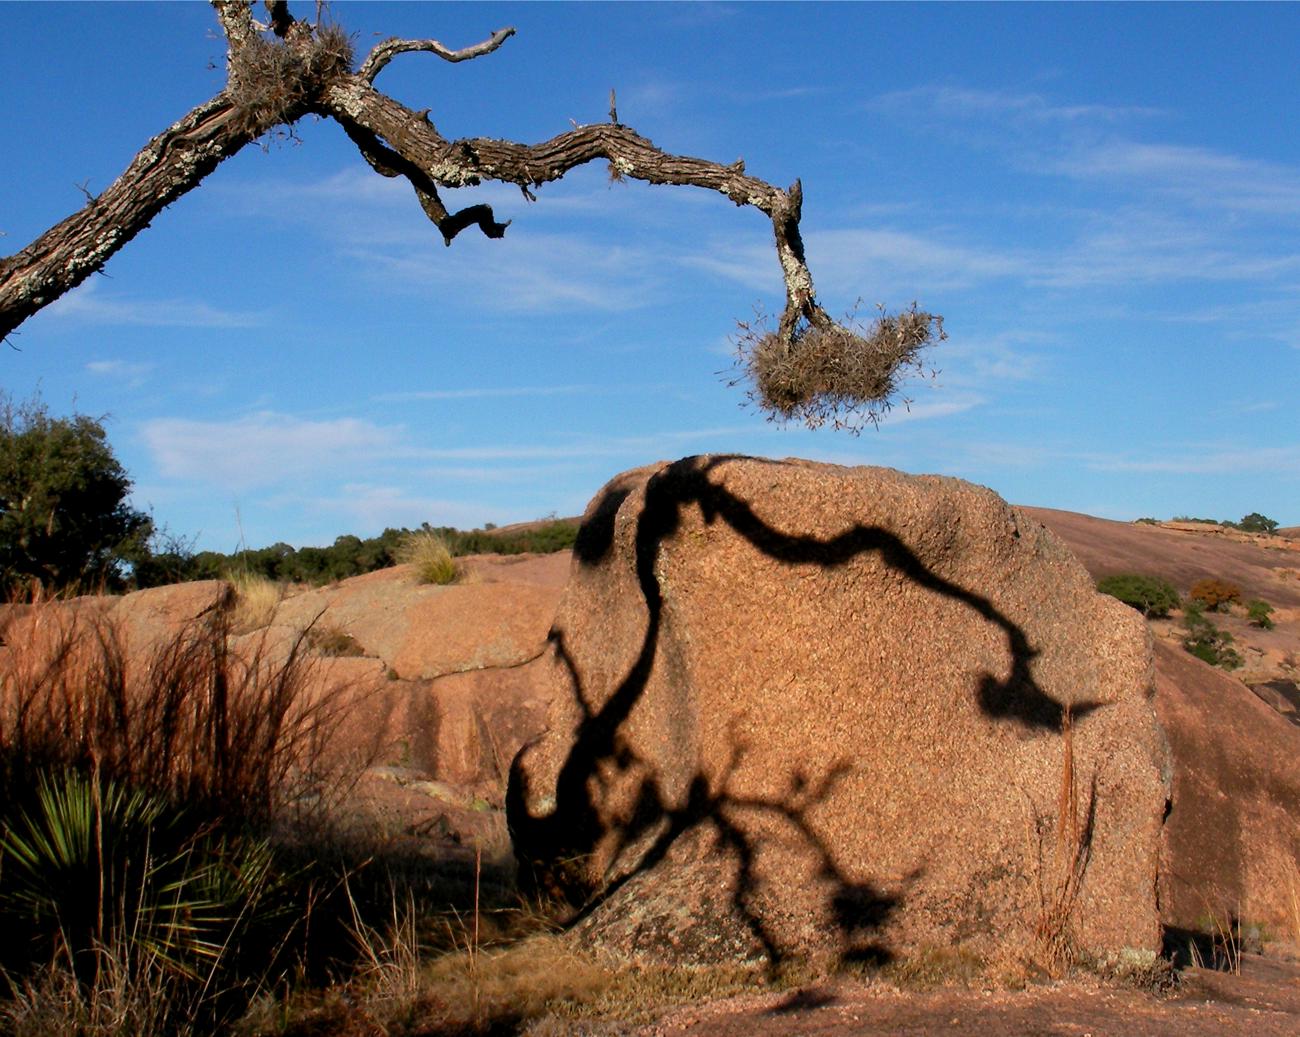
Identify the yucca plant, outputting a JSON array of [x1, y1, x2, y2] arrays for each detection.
[[0, 770, 280, 985]]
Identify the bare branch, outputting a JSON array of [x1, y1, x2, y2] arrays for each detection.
[[322, 75, 824, 333], [3, 11, 940, 430], [212, 1, 257, 53], [359, 27, 516, 82], [337, 117, 508, 245], [0, 94, 258, 340]]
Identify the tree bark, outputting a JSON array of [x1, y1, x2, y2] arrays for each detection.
[[0, 2, 937, 428]]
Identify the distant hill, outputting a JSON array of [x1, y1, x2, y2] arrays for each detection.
[[1022, 507, 1300, 609]]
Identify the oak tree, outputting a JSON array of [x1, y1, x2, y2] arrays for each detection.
[[0, 395, 152, 591], [0, 1, 942, 430]]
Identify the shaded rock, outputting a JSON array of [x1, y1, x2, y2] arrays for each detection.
[[1154, 640, 1300, 941], [509, 456, 1170, 966]]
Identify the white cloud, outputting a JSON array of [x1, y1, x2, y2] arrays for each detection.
[[140, 412, 401, 491], [46, 280, 263, 328], [866, 85, 1160, 126], [85, 359, 154, 382], [683, 226, 1027, 298], [311, 484, 491, 534], [1085, 445, 1300, 476], [1061, 141, 1300, 217], [343, 230, 667, 313], [372, 384, 600, 403]]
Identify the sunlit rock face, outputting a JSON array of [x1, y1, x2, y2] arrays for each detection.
[[509, 455, 1169, 966]]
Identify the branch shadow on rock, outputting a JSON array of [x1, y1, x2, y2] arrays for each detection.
[[509, 456, 1098, 967]]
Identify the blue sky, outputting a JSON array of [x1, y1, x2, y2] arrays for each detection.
[[2, 2, 1298, 551]]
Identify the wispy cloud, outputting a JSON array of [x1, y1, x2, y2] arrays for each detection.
[[683, 226, 1027, 298], [309, 483, 492, 534], [372, 384, 601, 403], [47, 280, 263, 328], [343, 229, 668, 313], [866, 85, 1159, 126], [1032, 211, 1300, 288], [1085, 445, 1300, 475], [85, 359, 154, 383], [1060, 141, 1300, 218], [140, 412, 401, 491]]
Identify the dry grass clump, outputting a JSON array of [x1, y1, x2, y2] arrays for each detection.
[[0, 600, 350, 826], [230, 24, 354, 134], [0, 599, 369, 1034], [227, 569, 284, 633], [397, 530, 460, 586], [2, 939, 199, 1037], [305, 623, 366, 658], [736, 304, 943, 431]]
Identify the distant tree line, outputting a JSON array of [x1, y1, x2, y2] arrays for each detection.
[[1140, 512, 1281, 535], [1, 394, 576, 595], [135, 521, 579, 589]]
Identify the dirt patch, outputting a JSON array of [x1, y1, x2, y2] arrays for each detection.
[[614, 955, 1300, 1036]]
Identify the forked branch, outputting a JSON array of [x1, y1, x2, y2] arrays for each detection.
[[0, 3, 942, 430]]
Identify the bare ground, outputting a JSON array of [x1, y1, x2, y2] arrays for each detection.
[[602, 955, 1300, 1037]]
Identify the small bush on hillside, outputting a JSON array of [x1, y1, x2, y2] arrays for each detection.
[[1188, 578, 1241, 613], [1238, 512, 1279, 535], [397, 530, 458, 585], [305, 624, 366, 657], [1182, 604, 1242, 670], [1097, 573, 1181, 618], [1247, 599, 1276, 630], [1135, 517, 1160, 525]]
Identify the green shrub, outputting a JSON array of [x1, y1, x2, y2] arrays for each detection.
[[0, 771, 279, 990], [1182, 606, 1242, 670], [396, 529, 458, 585], [0, 393, 152, 593], [1247, 599, 1276, 630], [1096, 573, 1181, 618], [1238, 512, 1279, 535], [1188, 577, 1241, 612]]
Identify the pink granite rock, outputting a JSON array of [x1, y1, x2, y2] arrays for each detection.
[[509, 456, 1170, 966]]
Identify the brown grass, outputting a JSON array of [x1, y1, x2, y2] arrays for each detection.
[[1031, 705, 1095, 976], [305, 623, 366, 658], [227, 569, 284, 633], [0, 596, 353, 826], [396, 530, 460, 586]]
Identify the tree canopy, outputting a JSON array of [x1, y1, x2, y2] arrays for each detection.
[[0, 395, 152, 591], [0, 1, 941, 431]]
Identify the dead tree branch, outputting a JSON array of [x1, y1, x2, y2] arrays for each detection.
[[359, 27, 517, 82], [0, 4, 941, 427]]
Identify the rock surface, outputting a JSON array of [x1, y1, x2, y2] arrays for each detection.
[[1031, 508, 1300, 952], [1152, 640, 1300, 940], [509, 456, 1171, 966]]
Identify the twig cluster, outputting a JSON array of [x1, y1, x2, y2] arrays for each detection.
[[734, 304, 944, 432]]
